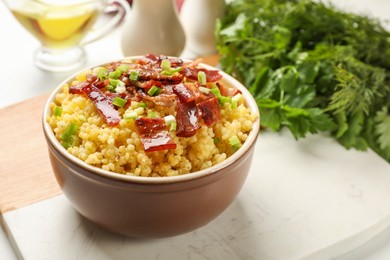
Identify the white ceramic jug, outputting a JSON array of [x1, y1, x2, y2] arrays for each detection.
[[180, 0, 226, 58], [121, 0, 186, 57]]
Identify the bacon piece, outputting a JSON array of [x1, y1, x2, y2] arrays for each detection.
[[218, 82, 241, 97], [69, 81, 90, 94], [173, 83, 196, 103], [138, 68, 184, 84], [183, 67, 223, 82], [139, 53, 159, 64], [138, 91, 177, 107], [167, 57, 184, 67], [176, 99, 200, 137], [139, 79, 163, 90], [81, 84, 121, 126], [135, 117, 176, 152], [198, 96, 220, 126]]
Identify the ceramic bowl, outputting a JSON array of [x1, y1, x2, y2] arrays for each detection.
[[42, 57, 260, 238]]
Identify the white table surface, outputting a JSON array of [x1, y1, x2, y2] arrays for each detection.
[[1, 1, 389, 259]]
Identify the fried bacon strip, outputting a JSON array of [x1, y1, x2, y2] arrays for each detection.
[[135, 117, 176, 152], [173, 83, 197, 103], [198, 96, 220, 126], [137, 69, 184, 84], [176, 99, 200, 137], [81, 84, 121, 126]]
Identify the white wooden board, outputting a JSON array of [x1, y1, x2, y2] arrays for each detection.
[[3, 130, 390, 260]]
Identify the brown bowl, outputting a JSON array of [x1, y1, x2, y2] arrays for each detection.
[[42, 57, 260, 238]]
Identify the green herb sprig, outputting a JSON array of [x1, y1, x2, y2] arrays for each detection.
[[216, 0, 390, 162]]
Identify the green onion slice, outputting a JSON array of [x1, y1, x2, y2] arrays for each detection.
[[95, 68, 108, 80], [161, 59, 171, 71], [61, 122, 79, 149], [129, 70, 139, 81], [147, 86, 162, 96], [147, 110, 157, 118], [117, 64, 130, 73], [124, 111, 138, 120], [164, 115, 177, 131], [108, 70, 122, 79], [228, 135, 242, 151], [112, 97, 127, 108], [198, 71, 207, 85], [169, 122, 177, 131], [137, 102, 147, 108], [53, 106, 63, 117]]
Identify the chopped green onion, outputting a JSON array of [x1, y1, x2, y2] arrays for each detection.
[[95, 68, 108, 80], [220, 96, 232, 105], [123, 111, 138, 120], [115, 85, 126, 94], [112, 97, 127, 108], [169, 122, 177, 131], [147, 86, 162, 96], [129, 70, 139, 81], [160, 70, 172, 76], [137, 102, 147, 108], [232, 93, 243, 103], [160, 59, 182, 75], [214, 137, 220, 144], [117, 64, 130, 73], [231, 100, 238, 109], [61, 122, 79, 149], [108, 70, 122, 79], [231, 94, 243, 109], [147, 110, 156, 118], [198, 71, 207, 85], [108, 79, 125, 92], [170, 67, 182, 73], [161, 59, 171, 71], [199, 86, 210, 94], [105, 84, 115, 92], [164, 115, 177, 131], [229, 135, 242, 151], [210, 86, 234, 105], [53, 106, 63, 117], [109, 79, 123, 87], [210, 86, 221, 97], [164, 115, 176, 124]]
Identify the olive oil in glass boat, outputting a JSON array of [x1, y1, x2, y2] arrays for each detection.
[[5, 0, 129, 72]]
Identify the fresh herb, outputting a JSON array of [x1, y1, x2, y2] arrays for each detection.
[[216, 0, 390, 162]]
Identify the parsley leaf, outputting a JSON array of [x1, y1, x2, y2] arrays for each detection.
[[217, 0, 390, 163]]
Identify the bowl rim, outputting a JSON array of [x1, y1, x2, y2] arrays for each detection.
[[42, 56, 260, 184]]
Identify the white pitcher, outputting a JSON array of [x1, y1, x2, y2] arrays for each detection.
[[180, 0, 226, 58], [121, 0, 186, 57]]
